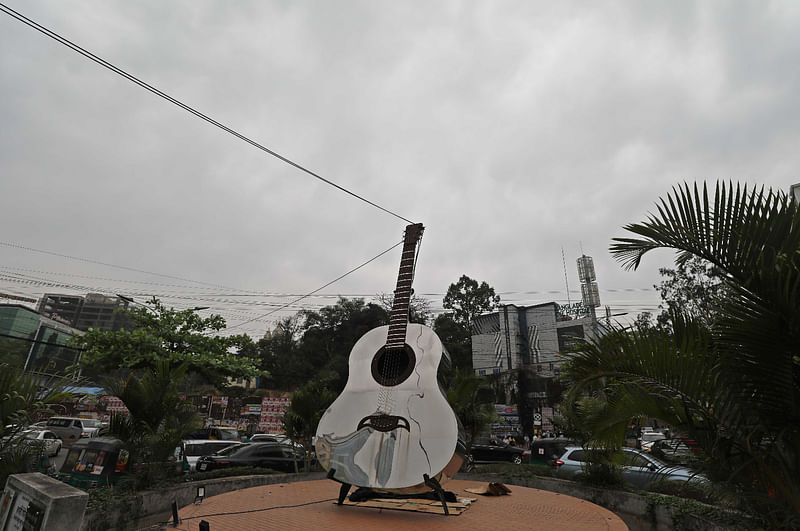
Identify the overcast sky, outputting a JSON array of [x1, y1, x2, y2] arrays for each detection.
[[1, 1, 798, 337]]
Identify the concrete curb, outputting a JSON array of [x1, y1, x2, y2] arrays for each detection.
[[83, 470, 738, 531], [81, 472, 327, 530], [462, 472, 732, 531]]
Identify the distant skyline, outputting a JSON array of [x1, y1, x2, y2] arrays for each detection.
[[2, 1, 798, 336]]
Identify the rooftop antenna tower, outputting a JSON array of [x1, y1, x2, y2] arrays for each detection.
[[561, 247, 571, 305], [577, 253, 601, 332]]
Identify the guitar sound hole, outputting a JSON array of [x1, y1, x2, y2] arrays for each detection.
[[371, 345, 416, 387]]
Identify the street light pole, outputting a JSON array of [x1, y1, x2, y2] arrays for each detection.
[[115, 294, 210, 313]]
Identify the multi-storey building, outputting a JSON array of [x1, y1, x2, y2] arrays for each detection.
[[0, 304, 83, 374], [471, 301, 603, 436], [36, 293, 131, 331]]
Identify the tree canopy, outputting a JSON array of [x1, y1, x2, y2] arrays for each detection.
[[75, 298, 259, 388], [282, 378, 336, 472], [442, 275, 500, 329], [257, 298, 388, 392]]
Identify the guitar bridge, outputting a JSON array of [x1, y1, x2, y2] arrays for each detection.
[[357, 414, 410, 432]]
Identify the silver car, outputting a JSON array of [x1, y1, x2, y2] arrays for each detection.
[[555, 446, 707, 489], [178, 440, 241, 472]]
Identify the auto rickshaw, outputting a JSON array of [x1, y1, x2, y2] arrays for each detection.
[[57, 437, 129, 489]]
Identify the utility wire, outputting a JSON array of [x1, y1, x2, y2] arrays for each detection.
[[0, 241, 240, 291], [179, 497, 338, 522], [0, 3, 414, 225], [221, 241, 404, 332]]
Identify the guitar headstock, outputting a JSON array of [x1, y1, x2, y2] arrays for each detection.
[[404, 223, 424, 247]]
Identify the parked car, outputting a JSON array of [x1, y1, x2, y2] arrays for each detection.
[[649, 439, 698, 465], [0, 429, 62, 457], [555, 446, 707, 489], [529, 438, 574, 466], [639, 430, 667, 451], [45, 417, 101, 443], [468, 438, 531, 465], [178, 439, 240, 472], [249, 433, 306, 452], [196, 442, 304, 473], [21, 429, 62, 457], [185, 426, 240, 441], [249, 433, 287, 443]]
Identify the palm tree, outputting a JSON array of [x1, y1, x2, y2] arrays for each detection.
[[562, 182, 799, 526], [446, 369, 498, 457], [103, 361, 201, 484], [0, 363, 76, 485]]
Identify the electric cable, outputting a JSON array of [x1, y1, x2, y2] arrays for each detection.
[[0, 3, 414, 225], [178, 497, 338, 522], [0, 241, 242, 291], [221, 240, 404, 332]]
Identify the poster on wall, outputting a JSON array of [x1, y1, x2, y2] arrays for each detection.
[[491, 404, 521, 436]]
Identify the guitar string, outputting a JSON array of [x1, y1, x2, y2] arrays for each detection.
[[373, 228, 410, 482]]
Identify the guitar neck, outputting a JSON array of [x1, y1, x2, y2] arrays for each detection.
[[386, 224, 423, 349]]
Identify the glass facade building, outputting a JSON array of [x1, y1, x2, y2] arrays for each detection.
[[0, 304, 83, 374]]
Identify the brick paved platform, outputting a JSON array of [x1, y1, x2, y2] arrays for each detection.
[[173, 478, 627, 530]]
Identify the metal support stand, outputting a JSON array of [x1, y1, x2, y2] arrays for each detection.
[[423, 473, 449, 515], [327, 468, 352, 505]]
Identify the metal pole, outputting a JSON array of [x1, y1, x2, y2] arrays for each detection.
[[23, 320, 44, 372]]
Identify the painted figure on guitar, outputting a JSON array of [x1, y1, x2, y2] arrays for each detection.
[[315, 224, 460, 490]]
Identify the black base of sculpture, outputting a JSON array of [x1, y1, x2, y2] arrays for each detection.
[[327, 468, 455, 515]]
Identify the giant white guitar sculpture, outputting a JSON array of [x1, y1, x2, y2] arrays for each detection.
[[315, 224, 460, 493]]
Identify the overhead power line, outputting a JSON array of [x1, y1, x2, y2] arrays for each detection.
[[0, 241, 241, 291], [0, 3, 414, 225], [221, 240, 404, 332]]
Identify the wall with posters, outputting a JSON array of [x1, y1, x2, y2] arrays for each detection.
[[491, 404, 521, 437]]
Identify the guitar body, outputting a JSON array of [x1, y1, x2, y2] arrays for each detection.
[[315, 323, 459, 489]]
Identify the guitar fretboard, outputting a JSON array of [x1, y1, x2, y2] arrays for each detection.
[[386, 225, 423, 349]]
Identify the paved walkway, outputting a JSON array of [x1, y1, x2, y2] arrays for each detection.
[[173, 478, 627, 530]]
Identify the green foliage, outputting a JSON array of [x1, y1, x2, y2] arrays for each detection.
[[433, 313, 472, 372], [75, 298, 259, 387], [375, 292, 432, 325], [654, 255, 727, 328], [564, 181, 800, 526], [443, 275, 501, 329], [102, 361, 201, 486], [446, 369, 498, 451], [258, 298, 388, 392], [282, 378, 336, 472], [0, 363, 78, 485]]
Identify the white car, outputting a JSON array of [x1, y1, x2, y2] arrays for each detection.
[[639, 431, 667, 451], [555, 446, 707, 489], [19, 429, 63, 456]]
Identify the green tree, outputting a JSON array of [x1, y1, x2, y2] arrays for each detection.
[[0, 364, 77, 485], [257, 317, 306, 391], [103, 361, 202, 485], [654, 255, 726, 328], [433, 313, 472, 372], [375, 292, 432, 325], [446, 369, 498, 458], [282, 378, 336, 472], [298, 298, 388, 392], [442, 275, 501, 330], [563, 182, 800, 526], [75, 298, 259, 388]]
